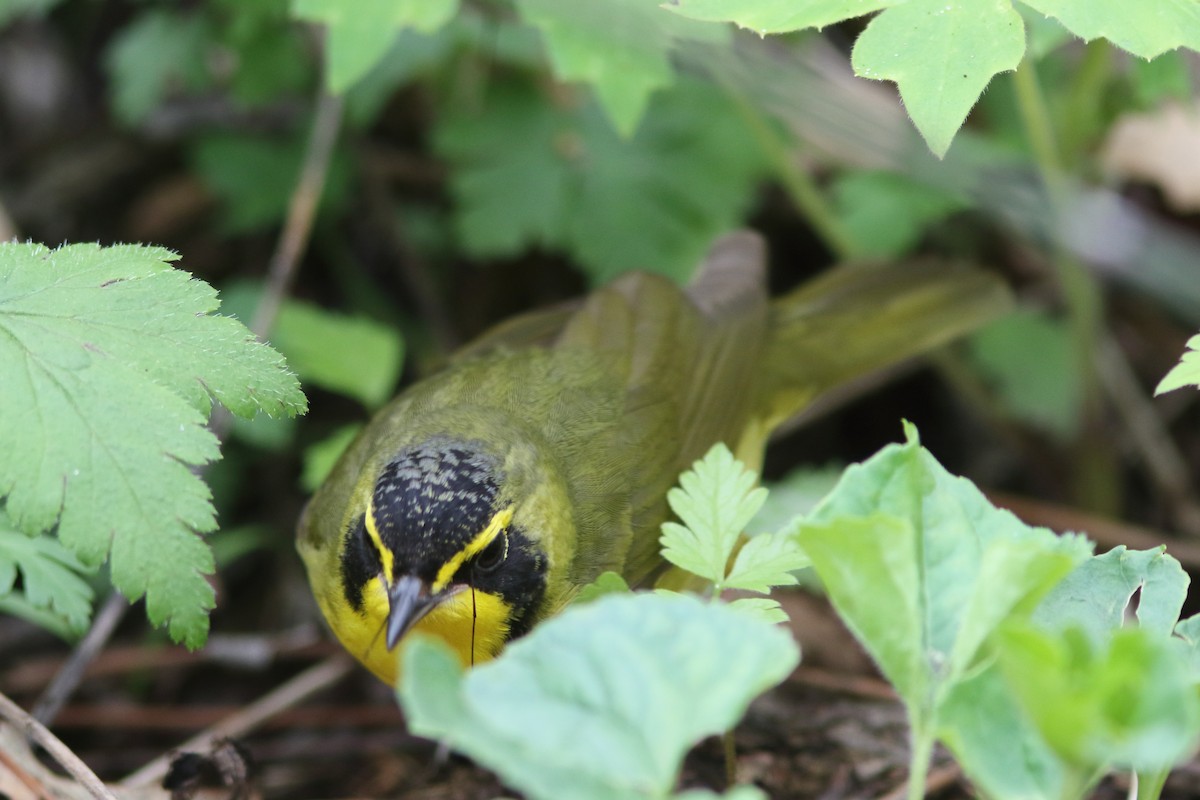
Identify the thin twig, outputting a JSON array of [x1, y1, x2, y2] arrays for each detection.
[[790, 666, 898, 702], [250, 88, 344, 340], [120, 654, 353, 789], [33, 592, 129, 725], [51, 702, 403, 731], [0, 690, 118, 800]]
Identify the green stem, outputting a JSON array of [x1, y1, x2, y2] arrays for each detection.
[[722, 729, 738, 788], [725, 89, 859, 261], [1136, 768, 1170, 800], [1060, 41, 1113, 169], [906, 725, 935, 800], [1011, 57, 1111, 509]]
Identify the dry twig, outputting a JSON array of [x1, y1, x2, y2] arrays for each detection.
[[0, 690, 117, 800], [120, 654, 353, 789]]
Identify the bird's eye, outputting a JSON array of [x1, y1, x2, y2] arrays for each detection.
[[474, 532, 507, 574]]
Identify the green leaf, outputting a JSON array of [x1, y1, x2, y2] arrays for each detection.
[[1021, 0, 1200, 60], [795, 424, 1093, 705], [399, 593, 798, 800], [190, 133, 351, 233], [724, 530, 810, 594], [221, 282, 404, 409], [831, 170, 966, 258], [660, 443, 768, 587], [997, 624, 1200, 773], [0, 505, 94, 637], [1033, 546, 1190, 641], [1173, 613, 1200, 682], [292, 0, 458, 93], [573, 570, 631, 605], [851, 0, 1027, 157], [103, 9, 213, 125], [301, 424, 362, 493], [344, 26, 458, 127], [663, 0, 896, 33], [968, 309, 1083, 439], [0, 243, 305, 647], [515, 0, 722, 136], [1131, 52, 1194, 108], [1156, 332, 1200, 395], [939, 663, 1065, 800], [1019, 5, 1073, 58], [796, 514, 927, 699], [435, 77, 767, 283], [273, 303, 402, 409], [727, 596, 788, 624]]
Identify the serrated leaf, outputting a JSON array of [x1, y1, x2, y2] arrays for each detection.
[[997, 624, 1200, 773], [399, 593, 798, 800], [516, 0, 721, 136], [1034, 546, 1190, 641], [851, 0, 1026, 157], [1019, 4, 1073, 59], [724, 530, 810, 593], [222, 282, 404, 409], [0, 242, 305, 647], [435, 77, 766, 283], [1156, 332, 1200, 395], [746, 464, 842, 537], [0, 505, 94, 636], [795, 424, 1093, 708], [292, 0, 458, 93], [660, 443, 768, 587], [728, 596, 788, 624], [1021, 0, 1200, 60], [664, 0, 896, 34]]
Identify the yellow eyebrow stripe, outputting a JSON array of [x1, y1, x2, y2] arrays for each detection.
[[363, 497, 395, 581], [432, 505, 514, 593]]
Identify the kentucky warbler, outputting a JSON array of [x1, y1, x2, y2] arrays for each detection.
[[297, 232, 1009, 684]]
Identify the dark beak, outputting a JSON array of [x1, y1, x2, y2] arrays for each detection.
[[386, 575, 438, 650]]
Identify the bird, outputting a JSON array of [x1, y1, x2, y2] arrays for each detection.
[[296, 231, 1009, 685]]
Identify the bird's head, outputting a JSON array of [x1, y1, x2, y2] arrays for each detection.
[[326, 437, 549, 682]]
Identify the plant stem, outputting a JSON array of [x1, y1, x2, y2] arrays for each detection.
[[0, 690, 117, 800], [726, 88, 859, 261], [906, 725, 935, 800], [1011, 56, 1112, 510], [1060, 41, 1113, 168], [722, 729, 738, 787], [1136, 768, 1170, 800]]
